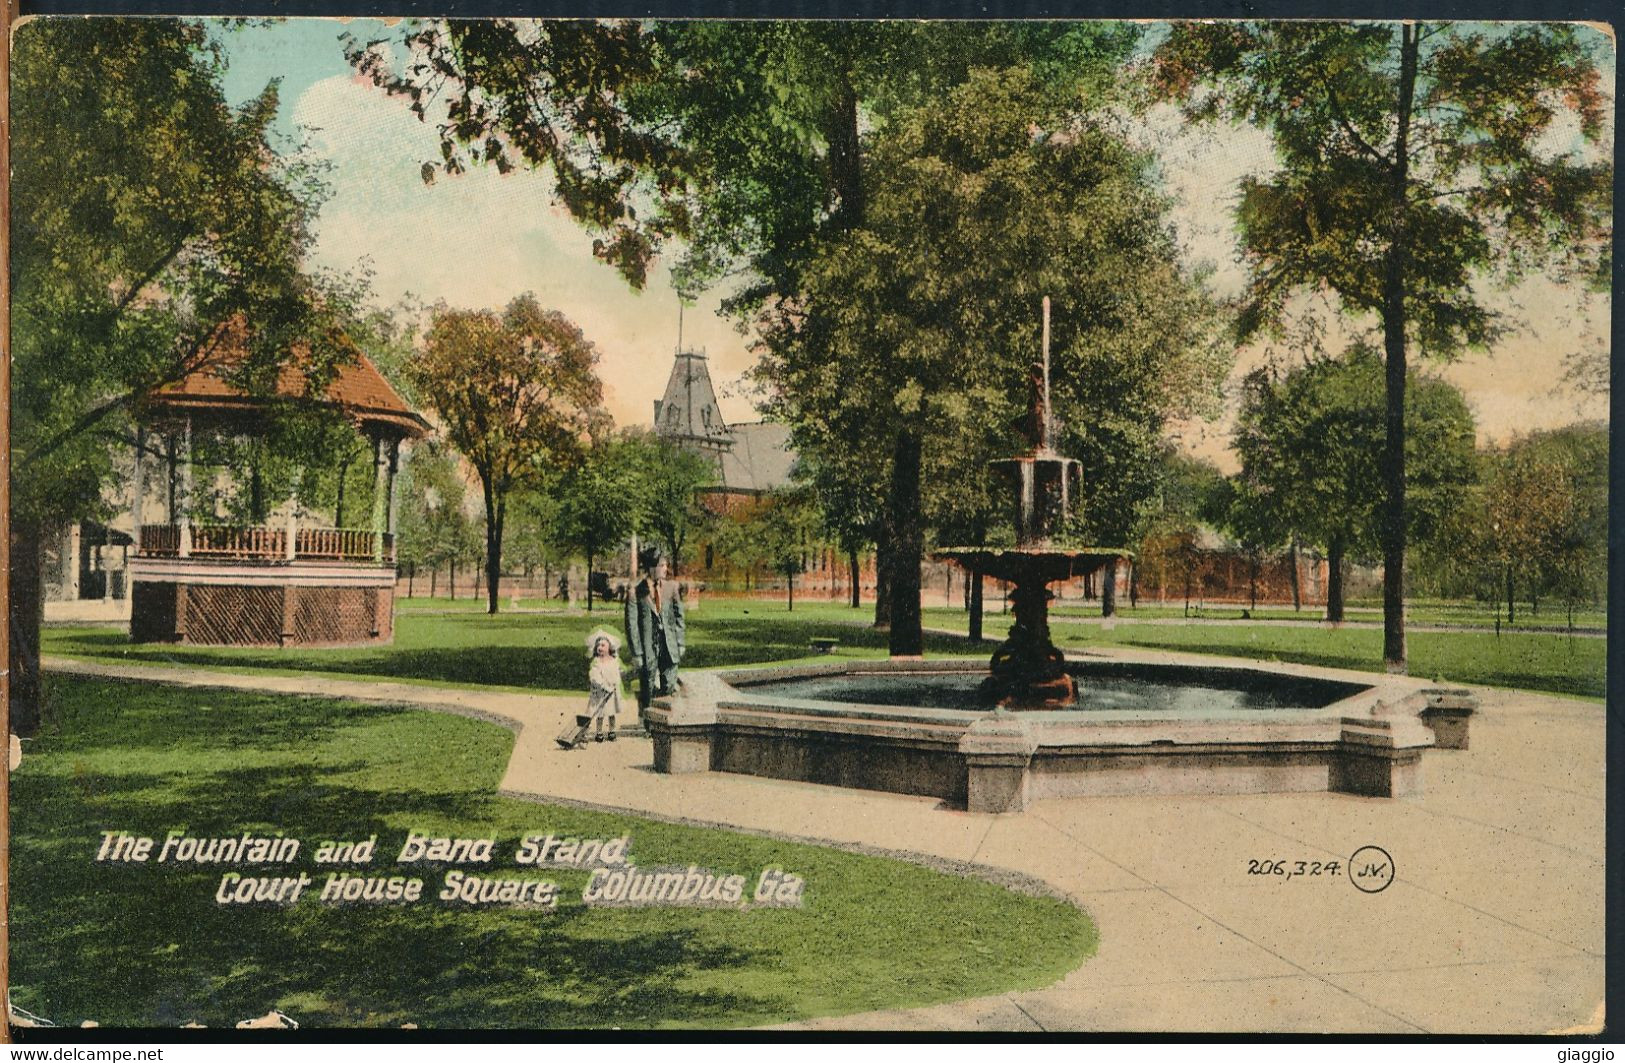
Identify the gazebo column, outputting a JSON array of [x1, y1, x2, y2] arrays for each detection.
[[386, 438, 401, 562], [177, 416, 194, 558], [371, 435, 388, 562], [128, 427, 146, 554], [102, 526, 114, 603], [285, 470, 301, 561], [62, 523, 81, 600]]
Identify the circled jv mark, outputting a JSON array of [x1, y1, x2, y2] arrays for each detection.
[[1348, 845, 1395, 893]]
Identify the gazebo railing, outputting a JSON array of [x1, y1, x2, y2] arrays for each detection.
[[138, 524, 394, 563]]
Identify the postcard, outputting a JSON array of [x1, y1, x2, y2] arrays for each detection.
[[3, 12, 1610, 1037]]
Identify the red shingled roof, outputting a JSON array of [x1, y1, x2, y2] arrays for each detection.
[[147, 323, 429, 439]]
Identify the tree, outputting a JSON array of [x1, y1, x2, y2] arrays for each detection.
[[754, 488, 821, 611], [394, 439, 478, 597], [346, 21, 1139, 297], [9, 19, 345, 733], [615, 429, 717, 576], [1153, 21, 1612, 671], [1209, 475, 1280, 611], [1233, 347, 1478, 622], [801, 455, 884, 612], [1132, 450, 1226, 614], [552, 436, 641, 612], [346, 20, 1146, 652], [754, 69, 1226, 654], [411, 295, 605, 614], [1481, 425, 1607, 626]]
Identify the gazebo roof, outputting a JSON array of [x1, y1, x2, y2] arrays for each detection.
[[145, 324, 429, 439]]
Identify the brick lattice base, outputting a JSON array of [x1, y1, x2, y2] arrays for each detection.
[[131, 581, 393, 646]]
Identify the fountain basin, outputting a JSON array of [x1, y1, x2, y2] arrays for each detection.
[[646, 653, 1470, 812]]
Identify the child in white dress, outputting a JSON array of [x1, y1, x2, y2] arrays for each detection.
[[558, 629, 625, 749]]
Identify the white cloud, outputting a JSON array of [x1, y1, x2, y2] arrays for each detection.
[[290, 74, 762, 430]]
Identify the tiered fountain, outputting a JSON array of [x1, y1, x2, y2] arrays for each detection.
[[646, 299, 1462, 812], [935, 297, 1130, 709]]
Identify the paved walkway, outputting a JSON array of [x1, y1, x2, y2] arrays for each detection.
[[44, 651, 1605, 1035]]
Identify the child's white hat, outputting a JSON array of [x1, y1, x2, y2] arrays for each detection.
[[585, 628, 622, 656]]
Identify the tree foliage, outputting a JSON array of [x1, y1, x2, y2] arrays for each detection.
[[550, 435, 643, 611], [1151, 20, 1612, 667], [754, 68, 1227, 649], [345, 20, 1140, 300], [613, 429, 718, 576], [9, 18, 352, 734], [1479, 424, 1607, 622], [411, 295, 606, 614], [394, 439, 480, 584], [1232, 346, 1478, 619], [10, 18, 355, 529]]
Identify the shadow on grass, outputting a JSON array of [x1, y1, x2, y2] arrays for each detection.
[[14, 671, 1100, 1029], [46, 612, 980, 691], [11, 681, 784, 1029]]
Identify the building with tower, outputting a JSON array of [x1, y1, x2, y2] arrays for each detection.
[[652, 347, 796, 506]]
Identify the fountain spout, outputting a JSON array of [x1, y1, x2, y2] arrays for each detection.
[[932, 296, 1132, 710]]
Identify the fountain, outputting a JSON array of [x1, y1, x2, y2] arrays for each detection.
[[935, 297, 1130, 710], [645, 299, 1469, 812]]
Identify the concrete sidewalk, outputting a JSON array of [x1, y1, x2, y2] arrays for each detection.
[[44, 652, 1605, 1034]]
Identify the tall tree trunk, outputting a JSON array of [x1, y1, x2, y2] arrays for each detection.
[[873, 535, 893, 629], [1379, 22, 1420, 674], [587, 549, 596, 611], [408, 562, 415, 597], [1102, 561, 1118, 618], [1506, 563, 1516, 624], [826, 61, 864, 232], [1327, 534, 1347, 623], [885, 427, 924, 656], [848, 549, 860, 609], [482, 481, 502, 615], [430, 566, 438, 598], [1128, 561, 1139, 608], [9, 524, 43, 737], [450, 560, 456, 600], [1249, 556, 1258, 610], [1289, 538, 1302, 611], [969, 569, 985, 643]]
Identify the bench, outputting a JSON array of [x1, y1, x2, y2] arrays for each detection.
[[809, 638, 840, 655]]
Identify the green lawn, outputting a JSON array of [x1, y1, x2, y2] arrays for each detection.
[[44, 596, 1603, 700], [42, 601, 970, 694], [1037, 599, 1606, 630], [930, 607, 1605, 700], [10, 677, 1096, 1029]]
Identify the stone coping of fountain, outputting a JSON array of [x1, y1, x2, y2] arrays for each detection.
[[647, 649, 1465, 811]]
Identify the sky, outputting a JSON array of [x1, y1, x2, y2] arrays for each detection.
[[215, 18, 1613, 473]]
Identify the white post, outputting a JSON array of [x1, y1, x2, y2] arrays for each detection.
[[285, 469, 300, 561], [386, 438, 401, 562], [371, 435, 387, 562], [1041, 295, 1052, 450], [178, 416, 193, 558], [129, 427, 146, 553], [63, 523, 81, 599]]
